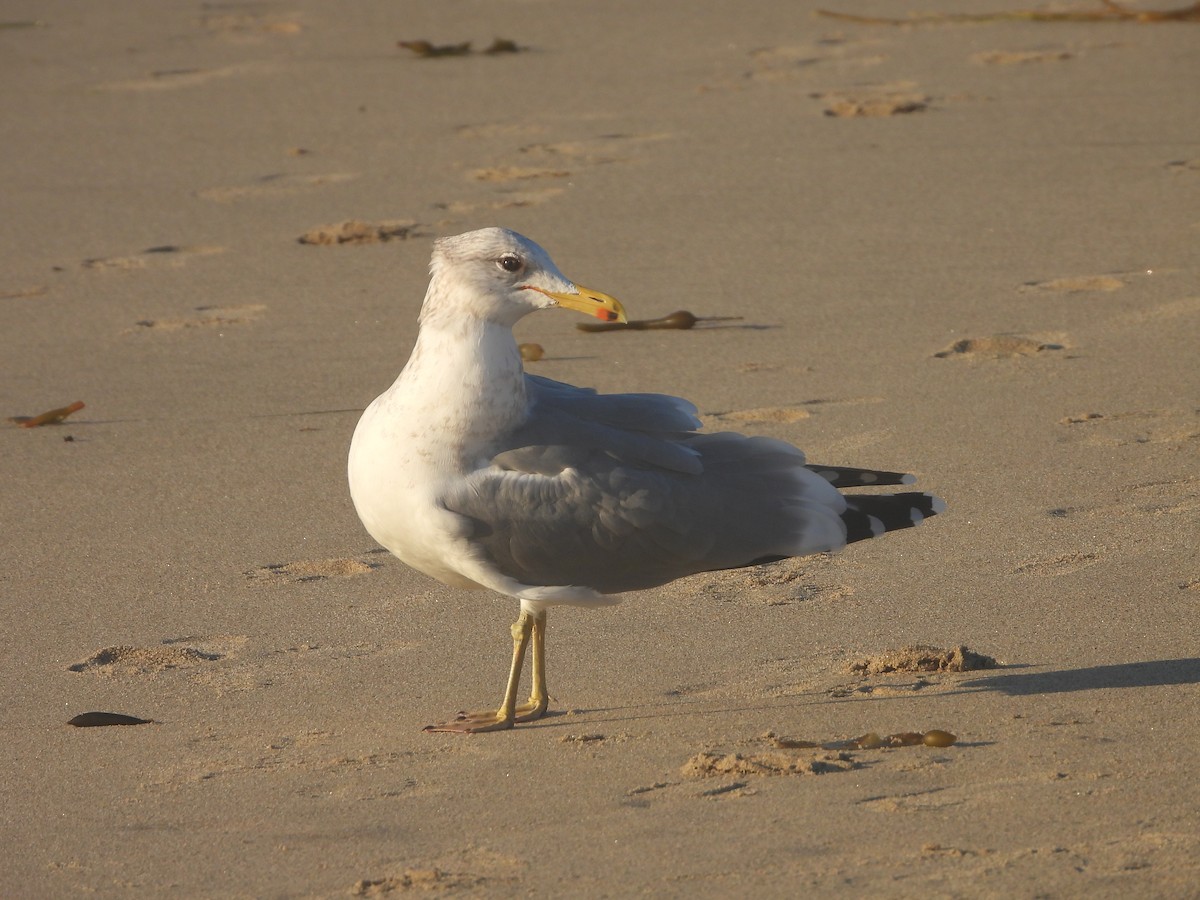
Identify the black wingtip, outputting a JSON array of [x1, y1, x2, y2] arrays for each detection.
[[807, 464, 919, 488], [841, 492, 944, 544]]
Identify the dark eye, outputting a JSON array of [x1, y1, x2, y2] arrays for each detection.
[[498, 254, 523, 273]]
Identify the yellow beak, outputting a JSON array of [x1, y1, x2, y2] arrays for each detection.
[[525, 283, 628, 324]]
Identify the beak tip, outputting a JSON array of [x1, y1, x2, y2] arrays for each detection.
[[531, 283, 627, 323]]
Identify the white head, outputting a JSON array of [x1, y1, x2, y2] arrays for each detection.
[[422, 228, 626, 329]]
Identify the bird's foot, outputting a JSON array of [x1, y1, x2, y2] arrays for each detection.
[[422, 696, 548, 734], [514, 696, 548, 724], [423, 708, 515, 734]]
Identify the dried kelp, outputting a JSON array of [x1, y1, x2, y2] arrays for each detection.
[[576, 310, 742, 333], [398, 37, 525, 58], [818, 1, 1200, 25]]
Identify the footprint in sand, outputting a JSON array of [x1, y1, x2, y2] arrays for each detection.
[[1123, 477, 1200, 518], [1048, 475, 1200, 522], [93, 63, 267, 92], [125, 303, 266, 333], [682, 748, 859, 779], [750, 577, 855, 607], [811, 81, 931, 117], [199, 10, 303, 41], [705, 406, 813, 426], [246, 555, 384, 584], [197, 172, 359, 203], [352, 869, 475, 894], [1020, 274, 1125, 294], [704, 399, 881, 427], [971, 49, 1074, 66], [83, 244, 226, 272], [517, 133, 671, 166], [434, 187, 566, 213], [827, 679, 936, 699], [1164, 159, 1199, 174], [455, 122, 549, 141], [1109, 295, 1200, 327], [743, 556, 828, 587], [68, 640, 233, 676], [297, 220, 422, 246], [933, 335, 1067, 359], [735, 362, 784, 374], [847, 645, 999, 676], [700, 555, 849, 606], [467, 165, 572, 183], [1058, 408, 1199, 448], [352, 848, 525, 896], [145, 729, 422, 791], [1013, 550, 1104, 576], [701, 36, 885, 92], [452, 131, 671, 210], [518, 141, 621, 167], [560, 733, 609, 746], [0, 284, 49, 299], [624, 778, 762, 803], [751, 39, 887, 81], [859, 786, 964, 813]]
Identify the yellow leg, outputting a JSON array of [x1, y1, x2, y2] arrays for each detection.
[[423, 607, 550, 734], [515, 608, 548, 722]]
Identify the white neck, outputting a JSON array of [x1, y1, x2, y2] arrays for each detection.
[[385, 315, 528, 470]]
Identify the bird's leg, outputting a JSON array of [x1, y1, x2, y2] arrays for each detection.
[[514, 607, 548, 722], [423, 608, 536, 733]]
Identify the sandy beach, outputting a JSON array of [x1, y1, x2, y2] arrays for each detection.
[[2, 1, 1198, 895]]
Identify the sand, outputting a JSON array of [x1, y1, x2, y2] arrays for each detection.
[[2, 1, 1198, 896]]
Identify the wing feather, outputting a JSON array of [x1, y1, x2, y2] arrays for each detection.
[[440, 375, 932, 595]]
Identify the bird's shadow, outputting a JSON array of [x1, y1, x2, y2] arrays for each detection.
[[692, 323, 777, 331], [574, 322, 778, 335], [536, 657, 1200, 729], [949, 657, 1200, 696]]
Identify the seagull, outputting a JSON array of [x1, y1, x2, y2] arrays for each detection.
[[348, 227, 944, 732]]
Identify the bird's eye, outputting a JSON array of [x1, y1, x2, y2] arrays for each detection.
[[498, 254, 523, 273]]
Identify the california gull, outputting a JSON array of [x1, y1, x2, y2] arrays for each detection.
[[348, 227, 944, 732]]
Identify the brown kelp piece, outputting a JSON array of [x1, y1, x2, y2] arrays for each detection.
[[397, 40, 472, 58], [576, 310, 743, 333], [10, 400, 85, 428]]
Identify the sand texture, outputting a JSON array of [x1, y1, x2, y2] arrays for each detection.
[[2, 1, 1198, 896]]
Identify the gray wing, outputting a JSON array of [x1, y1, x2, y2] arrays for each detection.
[[517, 374, 704, 475], [442, 375, 849, 594], [525, 374, 702, 434]]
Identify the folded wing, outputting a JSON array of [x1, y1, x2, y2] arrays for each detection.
[[443, 375, 851, 594]]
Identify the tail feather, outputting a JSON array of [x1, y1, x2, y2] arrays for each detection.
[[841, 492, 945, 544]]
